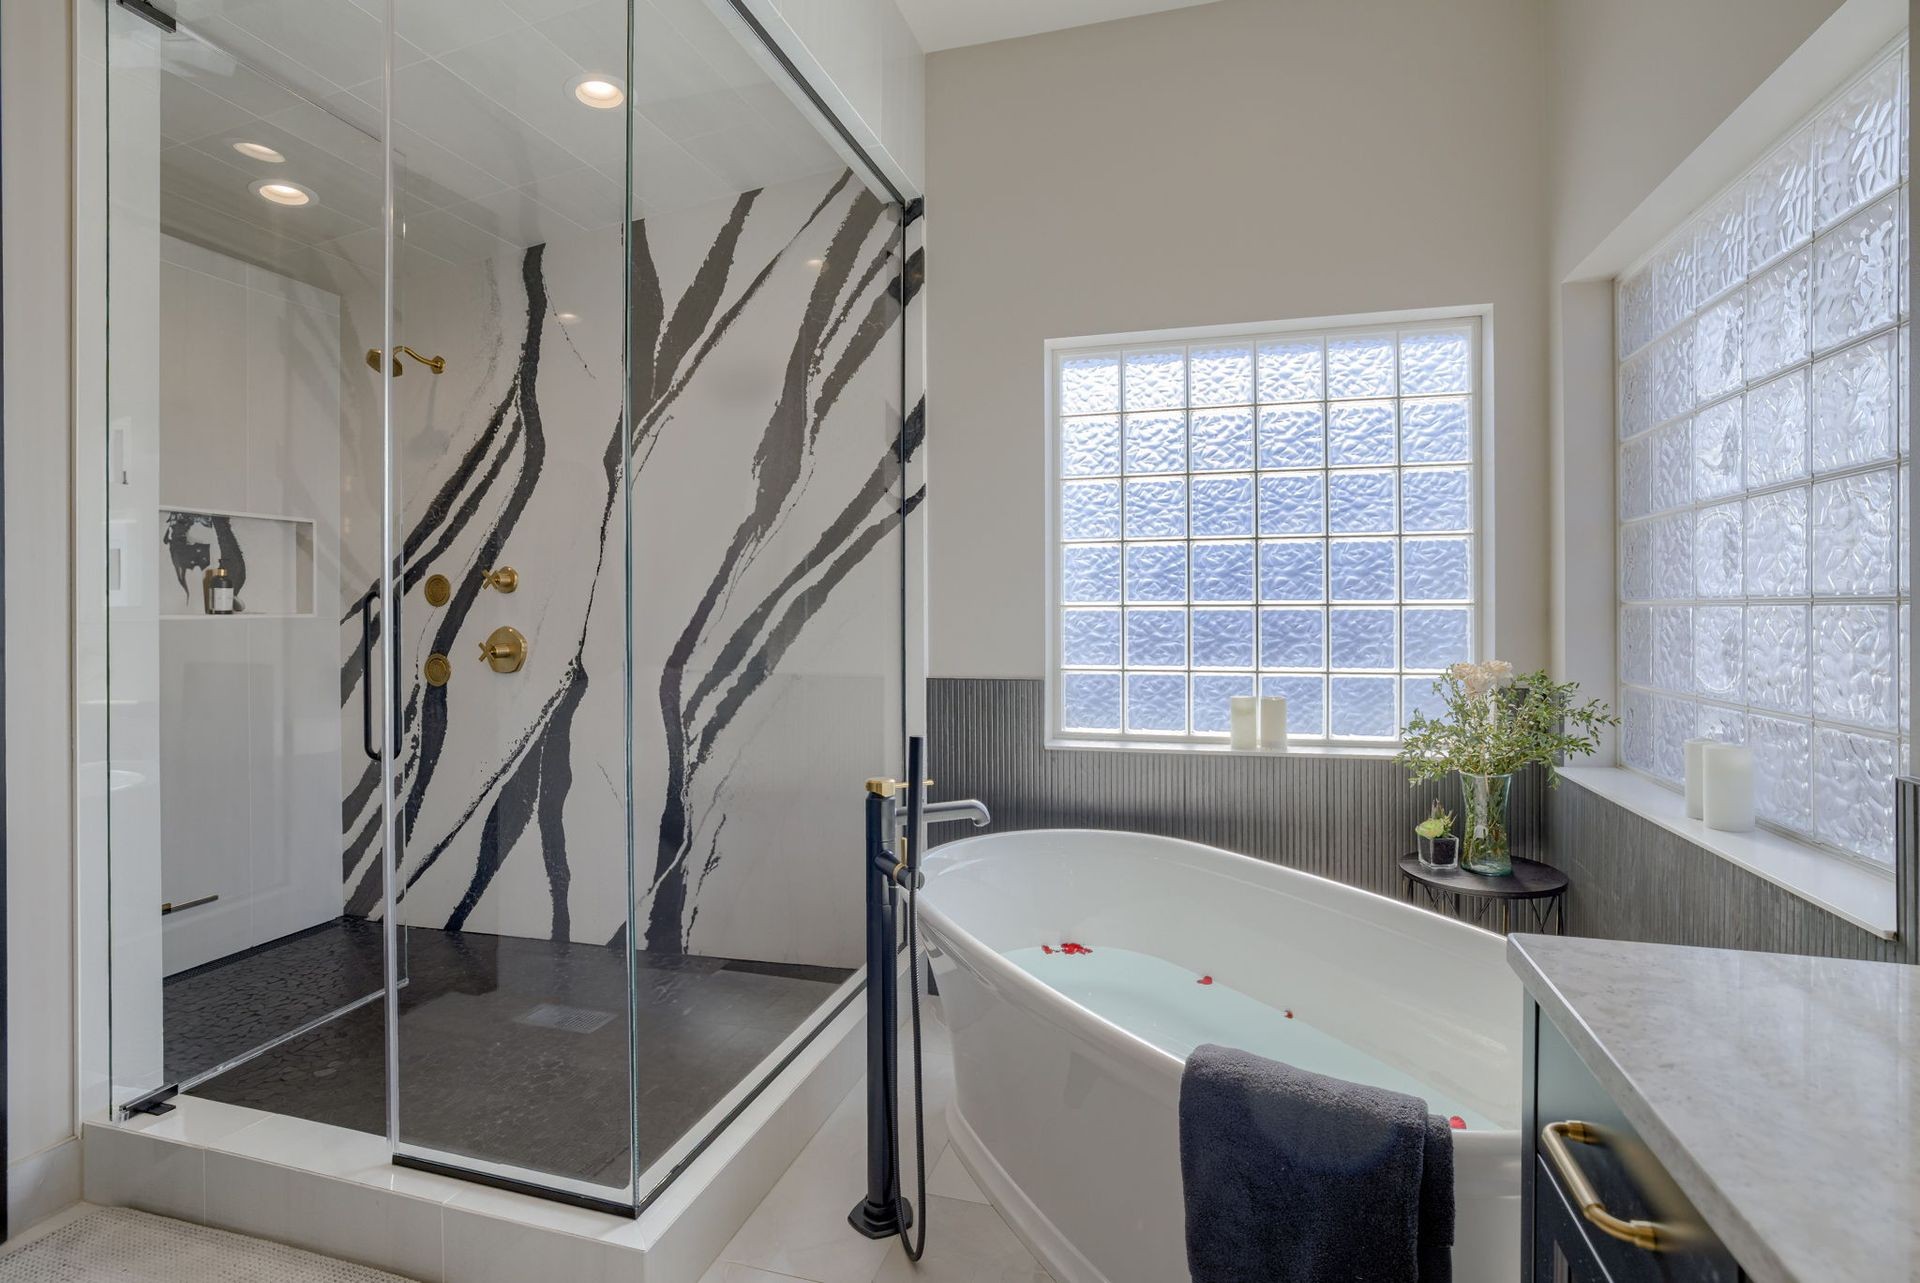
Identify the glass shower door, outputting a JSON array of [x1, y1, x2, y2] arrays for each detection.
[[380, 0, 639, 1206]]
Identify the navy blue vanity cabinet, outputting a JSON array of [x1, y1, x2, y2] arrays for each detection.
[[1523, 1000, 1747, 1283]]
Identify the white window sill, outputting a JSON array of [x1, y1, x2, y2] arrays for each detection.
[[1556, 765, 1898, 939], [1044, 737, 1401, 760]]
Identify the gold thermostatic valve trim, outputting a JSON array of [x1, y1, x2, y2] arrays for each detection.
[[482, 566, 519, 593], [423, 573, 451, 607], [479, 626, 527, 673], [423, 653, 453, 686]]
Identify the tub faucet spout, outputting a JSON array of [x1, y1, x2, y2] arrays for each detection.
[[923, 798, 991, 828]]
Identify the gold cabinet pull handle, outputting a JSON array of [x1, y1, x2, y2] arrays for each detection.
[[1541, 1121, 1664, 1252]]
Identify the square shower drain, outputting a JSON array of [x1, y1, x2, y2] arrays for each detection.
[[514, 1002, 616, 1034]]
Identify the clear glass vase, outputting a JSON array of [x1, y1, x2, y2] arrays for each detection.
[[1459, 771, 1514, 876]]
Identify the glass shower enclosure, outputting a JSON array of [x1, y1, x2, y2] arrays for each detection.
[[98, 0, 915, 1212]]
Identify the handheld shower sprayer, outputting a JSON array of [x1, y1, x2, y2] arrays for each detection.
[[849, 737, 989, 1259]]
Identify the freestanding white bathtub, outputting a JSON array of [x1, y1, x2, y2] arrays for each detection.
[[918, 828, 1521, 1283]]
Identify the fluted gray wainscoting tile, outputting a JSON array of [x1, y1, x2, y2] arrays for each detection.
[[926, 677, 1543, 902], [929, 678, 1914, 962], [1544, 775, 1912, 962]]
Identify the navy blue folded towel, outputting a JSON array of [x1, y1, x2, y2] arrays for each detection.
[[1179, 1043, 1454, 1283]]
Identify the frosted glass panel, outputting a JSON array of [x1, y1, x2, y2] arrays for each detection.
[[1192, 608, 1255, 668], [1258, 406, 1325, 470], [1062, 609, 1122, 666], [1258, 473, 1324, 536], [1056, 316, 1478, 743], [1190, 409, 1257, 471], [1190, 475, 1255, 538], [1062, 415, 1122, 477], [1189, 344, 1254, 407], [1258, 339, 1323, 403], [1325, 334, 1395, 398], [1613, 32, 1909, 864]]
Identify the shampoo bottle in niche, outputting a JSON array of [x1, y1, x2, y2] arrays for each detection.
[[204, 566, 235, 615]]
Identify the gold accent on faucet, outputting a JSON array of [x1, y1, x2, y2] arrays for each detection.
[[364, 346, 447, 375], [423, 573, 451, 607], [478, 626, 527, 673], [482, 566, 519, 593], [423, 652, 453, 686]]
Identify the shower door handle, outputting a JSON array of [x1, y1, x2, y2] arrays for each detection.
[[359, 586, 380, 762]]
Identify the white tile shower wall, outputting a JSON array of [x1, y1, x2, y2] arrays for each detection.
[[155, 238, 344, 975], [336, 170, 914, 967]]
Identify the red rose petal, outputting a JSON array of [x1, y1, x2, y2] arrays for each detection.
[[1448, 1116, 1466, 1130], [1283, 1009, 1294, 1019], [1198, 975, 1213, 985], [1041, 945, 1054, 954], [1060, 941, 1091, 955]]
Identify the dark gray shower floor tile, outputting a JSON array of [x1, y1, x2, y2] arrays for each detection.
[[164, 917, 384, 1084], [179, 924, 852, 1191]]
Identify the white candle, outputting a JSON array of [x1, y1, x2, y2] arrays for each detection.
[[1700, 743, 1756, 832], [1229, 695, 1258, 750], [1258, 695, 1288, 750], [1683, 738, 1715, 820]]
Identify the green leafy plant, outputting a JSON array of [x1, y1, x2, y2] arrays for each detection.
[[1398, 661, 1617, 785], [1414, 800, 1453, 839]]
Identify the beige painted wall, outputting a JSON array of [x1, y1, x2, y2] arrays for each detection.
[[1547, 0, 1848, 279], [4, 0, 82, 1235], [1542, 0, 1902, 754], [924, 0, 1551, 678]]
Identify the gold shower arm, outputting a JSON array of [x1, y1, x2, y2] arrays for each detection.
[[364, 346, 447, 375]]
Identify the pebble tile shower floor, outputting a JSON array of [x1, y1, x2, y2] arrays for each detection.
[[171, 919, 851, 1185]]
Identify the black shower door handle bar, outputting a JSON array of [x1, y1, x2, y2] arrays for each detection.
[[360, 586, 380, 762]]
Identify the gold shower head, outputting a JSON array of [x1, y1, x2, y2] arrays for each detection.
[[365, 346, 447, 375]]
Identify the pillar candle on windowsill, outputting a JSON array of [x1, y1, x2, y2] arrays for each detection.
[[1229, 695, 1258, 750], [1683, 738, 1715, 820], [1700, 743, 1756, 833], [1258, 695, 1288, 750]]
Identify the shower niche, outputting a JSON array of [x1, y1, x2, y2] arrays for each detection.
[[94, 0, 921, 1222]]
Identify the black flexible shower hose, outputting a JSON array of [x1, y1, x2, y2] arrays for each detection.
[[885, 870, 929, 1262]]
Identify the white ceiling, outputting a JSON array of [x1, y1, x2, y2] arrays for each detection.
[[891, 0, 1222, 53], [151, 0, 842, 277]]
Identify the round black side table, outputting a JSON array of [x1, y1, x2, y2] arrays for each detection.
[[1398, 854, 1568, 936]]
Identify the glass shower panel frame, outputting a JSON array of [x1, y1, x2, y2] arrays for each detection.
[[619, 0, 921, 1210], [101, 0, 397, 1116], [379, 0, 641, 1211]]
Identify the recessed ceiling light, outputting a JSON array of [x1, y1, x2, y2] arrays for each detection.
[[251, 179, 314, 207], [232, 140, 286, 163], [569, 72, 625, 110]]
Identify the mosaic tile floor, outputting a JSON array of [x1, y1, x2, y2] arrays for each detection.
[[174, 920, 851, 1189]]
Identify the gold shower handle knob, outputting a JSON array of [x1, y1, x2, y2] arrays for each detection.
[[478, 626, 527, 673], [482, 566, 518, 593]]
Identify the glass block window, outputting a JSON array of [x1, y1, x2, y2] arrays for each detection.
[[1050, 316, 1479, 745], [1615, 38, 1910, 863]]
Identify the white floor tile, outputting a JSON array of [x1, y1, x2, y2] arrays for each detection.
[[870, 1196, 1051, 1282], [81, 1126, 206, 1224], [925, 1147, 986, 1205], [695, 1261, 819, 1283]]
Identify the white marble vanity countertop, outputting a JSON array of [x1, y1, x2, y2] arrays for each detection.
[[1508, 933, 1920, 1283]]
